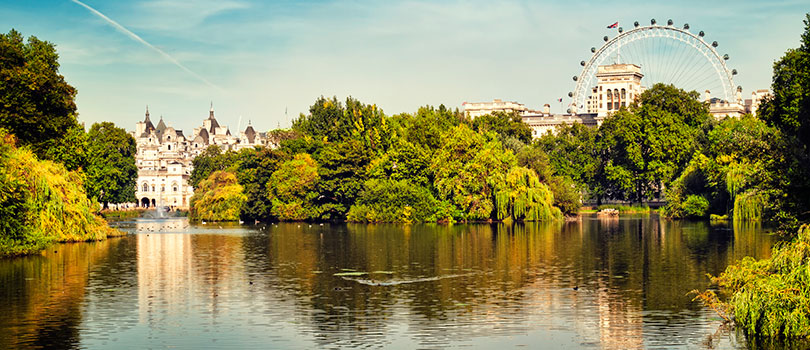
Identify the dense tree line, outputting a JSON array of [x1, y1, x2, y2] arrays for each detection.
[[190, 103, 564, 223]]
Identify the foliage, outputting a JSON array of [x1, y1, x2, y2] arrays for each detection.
[[85, 122, 138, 206], [0, 29, 80, 159], [595, 85, 705, 202], [471, 111, 532, 144], [517, 144, 581, 215], [0, 130, 118, 257], [536, 122, 598, 191], [314, 139, 372, 220], [189, 171, 246, 222], [43, 123, 88, 172], [756, 13, 810, 229], [267, 154, 321, 221], [431, 125, 516, 221], [711, 224, 810, 338], [680, 195, 709, 218], [494, 167, 561, 221], [234, 147, 287, 222], [734, 191, 765, 222], [346, 179, 439, 223], [189, 145, 239, 188]]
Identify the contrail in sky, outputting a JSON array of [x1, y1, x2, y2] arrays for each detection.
[[70, 0, 223, 92]]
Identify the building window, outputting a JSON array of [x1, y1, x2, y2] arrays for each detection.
[[161, 185, 165, 192], [142, 183, 148, 192], [151, 185, 155, 192], [621, 88, 626, 100], [168, 144, 171, 150]]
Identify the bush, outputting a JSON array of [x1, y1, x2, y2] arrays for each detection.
[[681, 195, 709, 218]]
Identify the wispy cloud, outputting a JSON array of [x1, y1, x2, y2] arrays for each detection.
[[69, 0, 224, 92]]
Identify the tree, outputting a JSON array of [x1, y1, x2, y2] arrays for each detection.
[[315, 139, 372, 220], [594, 84, 705, 202], [471, 111, 533, 144], [85, 122, 137, 206], [267, 154, 321, 221], [536, 122, 597, 191], [0, 29, 79, 158], [494, 167, 560, 221], [189, 171, 246, 222], [431, 125, 516, 220], [189, 145, 239, 188], [234, 147, 288, 222], [756, 13, 810, 227], [347, 179, 439, 223]]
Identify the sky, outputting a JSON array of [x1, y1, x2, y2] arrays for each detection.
[[0, 0, 806, 134]]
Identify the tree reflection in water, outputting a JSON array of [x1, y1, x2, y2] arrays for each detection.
[[0, 215, 783, 349]]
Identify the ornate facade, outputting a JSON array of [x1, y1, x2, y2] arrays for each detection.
[[132, 105, 268, 209]]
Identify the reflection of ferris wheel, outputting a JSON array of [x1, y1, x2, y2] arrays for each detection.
[[570, 19, 738, 112]]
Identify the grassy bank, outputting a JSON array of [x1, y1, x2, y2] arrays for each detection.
[[0, 132, 122, 258], [100, 208, 146, 219]]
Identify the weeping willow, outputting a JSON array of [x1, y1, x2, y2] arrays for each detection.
[[712, 224, 810, 338], [733, 190, 764, 222], [0, 131, 119, 257], [495, 167, 561, 222], [725, 162, 748, 201]]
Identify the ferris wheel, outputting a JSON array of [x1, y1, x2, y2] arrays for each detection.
[[570, 19, 738, 112]]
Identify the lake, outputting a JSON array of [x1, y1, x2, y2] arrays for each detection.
[[0, 214, 790, 349]]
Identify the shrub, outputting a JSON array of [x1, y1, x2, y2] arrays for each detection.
[[681, 195, 709, 218]]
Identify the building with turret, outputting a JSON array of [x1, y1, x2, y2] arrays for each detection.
[[132, 104, 268, 209]]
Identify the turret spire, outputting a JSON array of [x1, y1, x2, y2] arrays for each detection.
[[209, 101, 215, 119]]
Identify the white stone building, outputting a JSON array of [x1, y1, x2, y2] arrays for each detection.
[[132, 105, 268, 209]]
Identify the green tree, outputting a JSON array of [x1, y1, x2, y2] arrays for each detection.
[[189, 171, 246, 221], [471, 111, 533, 144], [347, 179, 439, 223], [494, 167, 561, 221], [189, 145, 239, 188], [595, 84, 705, 202], [84, 122, 137, 207], [757, 13, 810, 227], [315, 139, 372, 220], [432, 125, 516, 220], [0, 29, 80, 158], [234, 147, 288, 222], [267, 153, 321, 221]]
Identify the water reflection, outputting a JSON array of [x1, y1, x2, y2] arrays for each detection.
[[0, 215, 797, 349]]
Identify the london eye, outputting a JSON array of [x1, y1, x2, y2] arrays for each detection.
[[570, 19, 738, 112]]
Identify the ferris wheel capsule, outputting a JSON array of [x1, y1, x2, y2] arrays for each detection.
[[723, 54, 729, 60], [683, 23, 690, 30], [580, 60, 586, 66], [634, 21, 639, 27], [591, 47, 596, 53], [568, 92, 573, 98], [712, 41, 718, 48], [667, 19, 673, 26], [603, 36, 609, 42], [573, 76, 578, 81], [651, 18, 656, 25], [732, 69, 738, 75]]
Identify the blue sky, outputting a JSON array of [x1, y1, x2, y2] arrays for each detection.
[[0, 0, 806, 134]]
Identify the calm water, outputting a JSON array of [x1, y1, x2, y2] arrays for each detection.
[[0, 214, 790, 349]]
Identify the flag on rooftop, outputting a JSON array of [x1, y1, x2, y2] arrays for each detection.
[[558, 98, 563, 102], [607, 22, 618, 29]]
